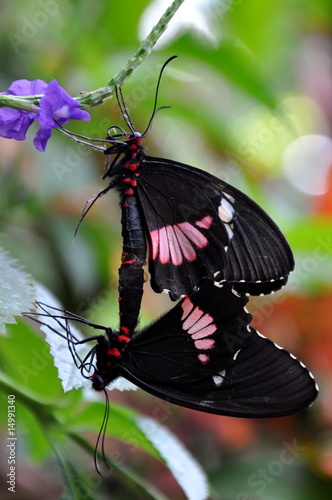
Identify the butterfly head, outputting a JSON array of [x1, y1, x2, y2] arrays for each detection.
[[89, 328, 130, 391]]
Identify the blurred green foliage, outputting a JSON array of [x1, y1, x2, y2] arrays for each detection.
[[0, 0, 331, 499]]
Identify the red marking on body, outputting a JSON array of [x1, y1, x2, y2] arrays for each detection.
[[125, 162, 138, 171], [117, 334, 130, 343], [118, 297, 122, 302], [107, 347, 121, 357], [120, 326, 130, 336], [122, 258, 137, 265], [125, 188, 134, 195], [123, 202, 129, 207], [123, 178, 137, 187]]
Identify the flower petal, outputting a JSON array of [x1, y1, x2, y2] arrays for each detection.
[[0, 108, 34, 141], [8, 79, 48, 96], [33, 126, 53, 152], [1, 78, 90, 150]]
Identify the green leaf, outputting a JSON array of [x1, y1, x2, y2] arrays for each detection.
[[65, 401, 161, 460], [0, 248, 35, 333], [0, 319, 63, 398], [51, 437, 96, 500], [70, 433, 170, 500]]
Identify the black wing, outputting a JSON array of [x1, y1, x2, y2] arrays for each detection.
[[120, 280, 318, 417], [137, 156, 294, 300]]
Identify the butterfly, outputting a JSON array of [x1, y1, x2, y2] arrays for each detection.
[[29, 279, 318, 418], [78, 57, 294, 303]]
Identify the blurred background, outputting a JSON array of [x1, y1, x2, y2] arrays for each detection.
[[0, 0, 331, 498]]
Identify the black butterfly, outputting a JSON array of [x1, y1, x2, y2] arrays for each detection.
[[29, 279, 317, 418], [79, 57, 294, 302]]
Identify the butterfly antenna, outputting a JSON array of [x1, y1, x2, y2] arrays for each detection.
[[115, 85, 135, 134], [55, 125, 108, 151], [142, 55, 177, 137], [74, 184, 113, 237], [94, 389, 113, 475], [23, 306, 85, 369]]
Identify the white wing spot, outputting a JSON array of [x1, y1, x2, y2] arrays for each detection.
[[218, 198, 234, 223], [213, 369, 226, 386], [225, 223, 234, 239], [233, 349, 241, 360]]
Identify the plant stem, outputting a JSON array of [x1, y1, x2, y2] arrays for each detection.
[[0, 0, 186, 111], [0, 95, 40, 112], [77, 0, 185, 107]]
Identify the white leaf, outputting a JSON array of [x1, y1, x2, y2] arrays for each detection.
[[0, 248, 35, 334], [35, 283, 91, 391], [135, 416, 209, 500], [34, 283, 138, 395], [108, 378, 138, 392]]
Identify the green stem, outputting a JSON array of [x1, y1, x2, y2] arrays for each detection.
[[0, 0, 186, 111], [0, 95, 40, 112], [77, 0, 185, 107]]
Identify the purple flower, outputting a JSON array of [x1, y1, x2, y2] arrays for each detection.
[[0, 79, 90, 151], [0, 79, 47, 141]]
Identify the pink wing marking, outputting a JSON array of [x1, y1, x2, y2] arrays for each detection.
[[149, 218, 210, 264], [158, 226, 170, 264], [195, 215, 213, 229], [187, 312, 214, 334], [190, 324, 217, 340], [181, 298, 194, 320], [182, 306, 204, 330], [177, 221, 209, 249], [173, 225, 197, 261], [198, 353, 210, 364], [166, 225, 183, 266], [194, 338, 215, 350], [150, 229, 159, 260]]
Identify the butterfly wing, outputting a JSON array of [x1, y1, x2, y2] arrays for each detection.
[[120, 280, 318, 417], [137, 156, 294, 300]]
